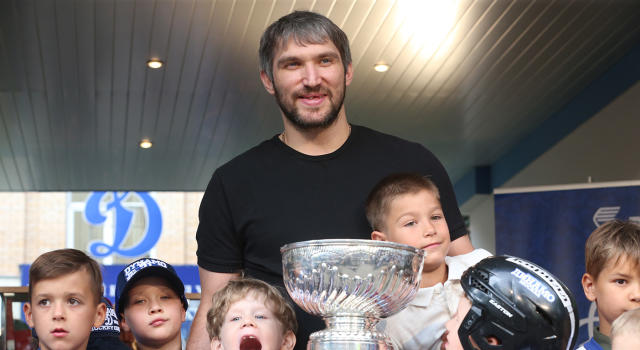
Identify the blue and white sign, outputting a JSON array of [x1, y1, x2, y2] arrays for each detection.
[[494, 181, 640, 345], [85, 191, 162, 258]]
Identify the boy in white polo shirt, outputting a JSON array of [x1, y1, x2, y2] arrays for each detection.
[[365, 173, 491, 349]]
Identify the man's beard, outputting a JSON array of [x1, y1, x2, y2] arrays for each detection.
[[273, 81, 346, 130]]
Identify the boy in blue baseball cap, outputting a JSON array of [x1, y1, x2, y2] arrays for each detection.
[[116, 258, 188, 350]]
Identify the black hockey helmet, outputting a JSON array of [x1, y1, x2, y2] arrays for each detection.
[[458, 256, 579, 350]]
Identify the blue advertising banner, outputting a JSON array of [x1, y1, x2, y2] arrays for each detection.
[[494, 181, 640, 346]]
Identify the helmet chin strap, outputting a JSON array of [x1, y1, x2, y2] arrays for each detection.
[[458, 306, 488, 350], [461, 335, 484, 350], [458, 305, 507, 350]]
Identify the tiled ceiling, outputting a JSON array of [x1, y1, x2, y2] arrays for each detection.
[[1, 0, 639, 191]]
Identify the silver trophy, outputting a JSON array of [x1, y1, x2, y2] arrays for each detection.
[[281, 239, 424, 350]]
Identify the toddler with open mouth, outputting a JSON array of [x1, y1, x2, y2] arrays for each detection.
[[206, 278, 297, 350]]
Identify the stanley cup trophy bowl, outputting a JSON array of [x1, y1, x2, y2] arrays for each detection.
[[281, 239, 425, 350]]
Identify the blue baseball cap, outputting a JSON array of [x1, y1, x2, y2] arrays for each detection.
[[115, 258, 188, 319]]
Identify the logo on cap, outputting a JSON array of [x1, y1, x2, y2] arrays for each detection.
[[124, 258, 168, 281]]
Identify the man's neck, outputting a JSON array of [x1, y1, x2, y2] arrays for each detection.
[[280, 114, 351, 156]]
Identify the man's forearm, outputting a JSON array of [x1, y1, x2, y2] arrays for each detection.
[[187, 268, 240, 349], [186, 301, 212, 350], [448, 234, 474, 256]]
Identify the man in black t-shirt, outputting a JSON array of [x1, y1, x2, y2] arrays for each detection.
[[187, 11, 474, 350]]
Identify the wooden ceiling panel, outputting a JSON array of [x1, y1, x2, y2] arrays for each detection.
[[0, 0, 639, 191], [399, 0, 498, 118], [422, 1, 537, 120], [350, 2, 403, 81], [327, 0, 357, 29], [0, 93, 28, 190], [308, 0, 334, 17], [477, 22, 640, 164]]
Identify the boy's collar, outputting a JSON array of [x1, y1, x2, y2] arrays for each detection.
[[594, 326, 612, 350]]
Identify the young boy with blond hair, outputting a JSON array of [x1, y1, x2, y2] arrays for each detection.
[[115, 258, 188, 350], [579, 219, 640, 350], [207, 278, 297, 350], [611, 308, 640, 350], [365, 173, 491, 349], [23, 249, 107, 350]]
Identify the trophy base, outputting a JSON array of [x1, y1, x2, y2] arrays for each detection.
[[307, 330, 395, 350]]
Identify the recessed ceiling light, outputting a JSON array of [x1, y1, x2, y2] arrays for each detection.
[[147, 59, 163, 69], [374, 63, 390, 72], [139, 139, 153, 149]]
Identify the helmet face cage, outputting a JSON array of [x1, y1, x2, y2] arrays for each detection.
[[457, 256, 579, 350]]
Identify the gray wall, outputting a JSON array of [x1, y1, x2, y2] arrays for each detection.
[[462, 80, 640, 253]]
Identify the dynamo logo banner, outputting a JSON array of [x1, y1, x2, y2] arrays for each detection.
[[85, 191, 162, 258], [495, 183, 640, 346]]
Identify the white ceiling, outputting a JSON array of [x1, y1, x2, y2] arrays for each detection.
[[1, 0, 639, 192]]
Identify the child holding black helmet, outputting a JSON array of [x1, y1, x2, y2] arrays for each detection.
[[443, 256, 579, 350]]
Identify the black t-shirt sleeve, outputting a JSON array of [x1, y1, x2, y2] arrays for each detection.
[[419, 145, 467, 241], [196, 170, 244, 273]]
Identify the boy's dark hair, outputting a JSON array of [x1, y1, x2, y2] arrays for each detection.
[[206, 278, 297, 340], [259, 10, 352, 82], [365, 173, 440, 231], [28, 248, 103, 304], [585, 219, 640, 279]]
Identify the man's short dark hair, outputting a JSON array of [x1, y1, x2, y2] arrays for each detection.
[[259, 11, 352, 82]]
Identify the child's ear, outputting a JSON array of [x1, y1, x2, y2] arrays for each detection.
[[281, 330, 296, 350], [485, 335, 501, 345], [119, 314, 131, 332], [93, 301, 107, 328], [23, 303, 34, 328], [181, 306, 186, 323], [210, 337, 222, 350], [582, 273, 597, 301], [371, 230, 388, 241]]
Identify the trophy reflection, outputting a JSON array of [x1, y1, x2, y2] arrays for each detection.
[[281, 239, 424, 350]]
